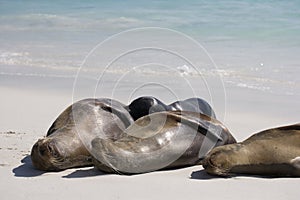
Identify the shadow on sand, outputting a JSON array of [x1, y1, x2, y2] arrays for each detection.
[[190, 169, 296, 179], [12, 155, 107, 178], [13, 156, 245, 179], [190, 169, 225, 180], [62, 167, 106, 178], [12, 155, 45, 177]]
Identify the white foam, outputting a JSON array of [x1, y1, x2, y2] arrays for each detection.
[[236, 82, 270, 91], [177, 65, 194, 76], [0, 72, 75, 79], [0, 51, 31, 65]]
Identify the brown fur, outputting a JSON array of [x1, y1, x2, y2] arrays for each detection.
[[202, 124, 300, 177]]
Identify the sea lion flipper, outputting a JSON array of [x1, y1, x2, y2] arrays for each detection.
[[169, 111, 224, 141]]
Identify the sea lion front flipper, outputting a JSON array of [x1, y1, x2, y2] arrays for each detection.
[[169, 111, 236, 144]]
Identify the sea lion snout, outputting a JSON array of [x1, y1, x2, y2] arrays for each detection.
[[202, 152, 230, 176], [202, 145, 239, 176]]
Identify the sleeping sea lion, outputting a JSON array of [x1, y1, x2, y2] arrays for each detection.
[[202, 124, 300, 177], [91, 111, 236, 174]]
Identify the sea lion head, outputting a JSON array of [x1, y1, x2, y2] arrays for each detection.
[[202, 144, 242, 176], [31, 129, 92, 171], [128, 96, 169, 120]]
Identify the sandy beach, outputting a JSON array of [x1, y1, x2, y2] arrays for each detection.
[[1, 74, 299, 200]]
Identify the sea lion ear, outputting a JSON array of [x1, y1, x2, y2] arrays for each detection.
[[291, 157, 300, 169]]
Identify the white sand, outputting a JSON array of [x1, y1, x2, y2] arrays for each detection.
[[0, 80, 299, 200]]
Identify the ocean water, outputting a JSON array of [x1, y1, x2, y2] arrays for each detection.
[[0, 0, 299, 98]]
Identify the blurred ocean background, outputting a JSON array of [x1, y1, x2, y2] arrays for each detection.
[[0, 0, 299, 97]]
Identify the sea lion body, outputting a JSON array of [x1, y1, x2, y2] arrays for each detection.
[[91, 111, 236, 174], [202, 124, 300, 177]]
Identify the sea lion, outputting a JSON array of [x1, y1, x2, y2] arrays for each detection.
[[91, 111, 236, 174], [127, 96, 216, 120], [31, 98, 134, 171], [202, 124, 300, 177], [31, 96, 225, 172]]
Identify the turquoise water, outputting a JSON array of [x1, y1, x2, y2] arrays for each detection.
[[1, 0, 299, 42], [0, 0, 299, 95]]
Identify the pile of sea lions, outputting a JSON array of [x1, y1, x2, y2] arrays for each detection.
[[31, 96, 300, 177]]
